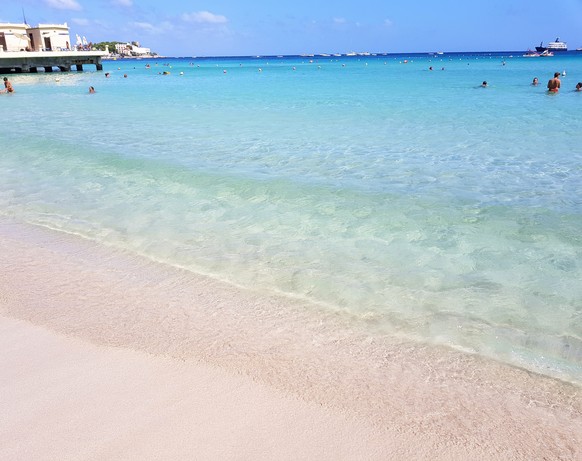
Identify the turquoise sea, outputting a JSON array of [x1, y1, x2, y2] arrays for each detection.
[[1, 52, 581, 383]]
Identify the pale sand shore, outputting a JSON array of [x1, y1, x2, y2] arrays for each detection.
[[0, 316, 397, 461], [1, 218, 581, 460]]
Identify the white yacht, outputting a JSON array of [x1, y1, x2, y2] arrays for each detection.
[[536, 38, 567, 52]]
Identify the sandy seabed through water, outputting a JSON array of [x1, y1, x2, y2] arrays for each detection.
[[0, 218, 581, 460]]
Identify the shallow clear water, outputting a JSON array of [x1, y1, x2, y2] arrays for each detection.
[[1, 52, 581, 382]]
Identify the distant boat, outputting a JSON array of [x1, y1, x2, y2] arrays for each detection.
[[525, 49, 553, 57], [523, 49, 540, 57], [536, 38, 567, 52]]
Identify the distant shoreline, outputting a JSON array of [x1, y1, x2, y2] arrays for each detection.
[[102, 55, 165, 60], [102, 49, 582, 60]]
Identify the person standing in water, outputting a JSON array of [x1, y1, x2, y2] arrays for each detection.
[[547, 72, 561, 93]]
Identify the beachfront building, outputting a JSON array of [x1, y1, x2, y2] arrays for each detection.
[[115, 43, 129, 55], [131, 45, 151, 56], [115, 42, 151, 57], [0, 23, 31, 52], [0, 20, 105, 73], [0, 22, 71, 52], [27, 24, 71, 51]]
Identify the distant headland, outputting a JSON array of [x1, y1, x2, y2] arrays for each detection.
[[93, 41, 160, 59], [0, 21, 158, 73], [0, 20, 157, 56]]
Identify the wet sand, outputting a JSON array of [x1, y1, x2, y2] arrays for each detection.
[[1, 218, 581, 460]]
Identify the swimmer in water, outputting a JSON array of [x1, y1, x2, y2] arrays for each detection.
[[1, 77, 14, 93], [532, 77, 539, 86], [547, 72, 561, 93]]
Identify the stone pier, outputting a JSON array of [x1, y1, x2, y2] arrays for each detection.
[[0, 50, 107, 74]]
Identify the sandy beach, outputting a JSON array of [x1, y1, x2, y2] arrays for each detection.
[[1, 316, 398, 460], [1, 218, 581, 460]]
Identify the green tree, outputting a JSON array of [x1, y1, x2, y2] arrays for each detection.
[[93, 41, 122, 52]]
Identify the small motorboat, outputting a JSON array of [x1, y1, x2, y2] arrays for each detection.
[[523, 49, 540, 57]]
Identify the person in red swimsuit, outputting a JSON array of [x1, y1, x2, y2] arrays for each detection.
[[547, 72, 561, 93], [1, 77, 14, 93]]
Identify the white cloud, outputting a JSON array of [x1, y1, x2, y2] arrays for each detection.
[[71, 18, 90, 26], [384, 18, 393, 27], [181, 11, 228, 24], [132, 22, 157, 32], [112, 0, 133, 6], [333, 17, 346, 24], [130, 21, 172, 34], [44, 0, 82, 11]]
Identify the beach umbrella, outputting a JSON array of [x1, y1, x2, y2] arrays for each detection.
[[13, 32, 31, 51], [13, 33, 31, 42]]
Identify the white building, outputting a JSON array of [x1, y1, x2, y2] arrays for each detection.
[[114, 43, 129, 55], [115, 42, 151, 56], [0, 23, 30, 52], [131, 45, 151, 56], [27, 24, 71, 51], [0, 22, 71, 52]]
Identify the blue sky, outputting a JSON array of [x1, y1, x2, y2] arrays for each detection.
[[4, 0, 582, 56]]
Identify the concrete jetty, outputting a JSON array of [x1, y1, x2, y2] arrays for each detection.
[[0, 50, 107, 73]]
